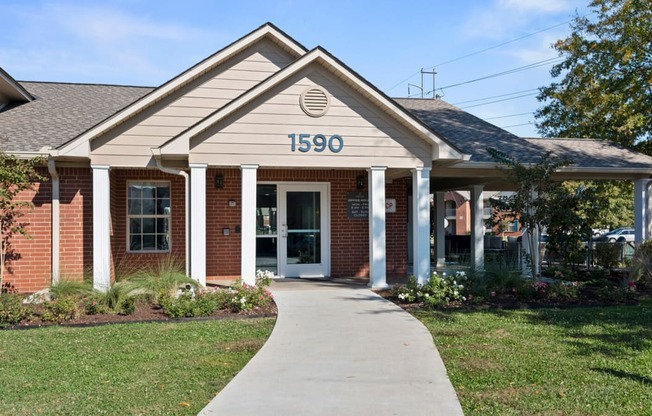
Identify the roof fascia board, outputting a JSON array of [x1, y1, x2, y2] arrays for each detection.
[[161, 47, 464, 160], [0, 67, 34, 102], [56, 23, 308, 158]]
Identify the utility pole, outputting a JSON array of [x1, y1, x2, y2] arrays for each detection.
[[407, 68, 439, 99]]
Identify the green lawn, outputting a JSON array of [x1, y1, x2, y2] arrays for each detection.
[[0, 318, 275, 415], [416, 300, 652, 415]]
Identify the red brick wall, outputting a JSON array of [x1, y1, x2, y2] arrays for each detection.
[[5, 166, 409, 292], [4, 168, 52, 292], [109, 169, 186, 278], [4, 167, 93, 293], [59, 168, 93, 281], [205, 168, 408, 280]]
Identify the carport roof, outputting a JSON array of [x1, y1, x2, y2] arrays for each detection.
[[395, 98, 652, 169]]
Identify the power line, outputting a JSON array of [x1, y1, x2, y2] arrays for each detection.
[[385, 15, 585, 93], [460, 92, 539, 109], [452, 89, 538, 106], [484, 112, 533, 120], [436, 57, 563, 92], [431, 19, 576, 68], [499, 121, 534, 129]]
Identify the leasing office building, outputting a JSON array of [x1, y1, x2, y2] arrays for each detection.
[[2, 23, 652, 293]]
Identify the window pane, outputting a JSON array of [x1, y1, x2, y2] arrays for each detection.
[[142, 198, 155, 215], [143, 218, 155, 233], [128, 199, 141, 215], [128, 185, 142, 199], [157, 198, 171, 215], [130, 235, 141, 251], [156, 234, 169, 250], [142, 186, 156, 198], [156, 218, 168, 233], [143, 235, 156, 250], [130, 218, 142, 234], [157, 186, 170, 198]]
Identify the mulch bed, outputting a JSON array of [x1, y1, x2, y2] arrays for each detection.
[[6, 302, 277, 330]]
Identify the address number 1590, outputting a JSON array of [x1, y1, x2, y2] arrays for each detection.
[[289, 133, 344, 153]]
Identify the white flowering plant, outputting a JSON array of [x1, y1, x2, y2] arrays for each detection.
[[255, 269, 274, 287], [395, 271, 467, 307]]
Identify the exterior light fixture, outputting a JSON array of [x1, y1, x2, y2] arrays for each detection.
[[356, 175, 365, 190], [215, 174, 224, 189]]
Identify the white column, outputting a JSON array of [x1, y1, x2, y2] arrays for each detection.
[[190, 164, 207, 286], [241, 165, 258, 285], [435, 191, 446, 268], [470, 185, 484, 270], [413, 167, 431, 284], [92, 165, 111, 292], [368, 167, 387, 288], [634, 179, 651, 245]]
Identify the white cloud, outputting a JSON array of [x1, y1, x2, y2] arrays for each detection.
[[499, 0, 570, 14], [1, 2, 230, 85]]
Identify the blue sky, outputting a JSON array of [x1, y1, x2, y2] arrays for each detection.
[[1, 0, 591, 137]]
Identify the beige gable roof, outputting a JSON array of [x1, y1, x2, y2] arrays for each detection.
[[161, 47, 465, 162], [57, 23, 308, 159]]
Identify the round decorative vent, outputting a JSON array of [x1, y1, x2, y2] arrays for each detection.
[[300, 87, 330, 117]]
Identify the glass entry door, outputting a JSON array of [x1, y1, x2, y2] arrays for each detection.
[[278, 183, 329, 278]]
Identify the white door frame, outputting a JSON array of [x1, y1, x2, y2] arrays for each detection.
[[277, 182, 330, 278]]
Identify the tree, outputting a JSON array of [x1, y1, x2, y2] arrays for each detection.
[[536, 0, 652, 151], [487, 148, 572, 278], [535, 0, 648, 228], [0, 152, 44, 288]]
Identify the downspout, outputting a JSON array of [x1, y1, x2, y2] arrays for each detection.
[[47, 158, 60, 285], [151, 149, 190, 277]]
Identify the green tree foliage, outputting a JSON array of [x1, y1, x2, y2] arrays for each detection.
[[0, 152, 44, 286], [535, 0, 646, 229], [536, 0, 652, 151], [487, 148, 572, 277]]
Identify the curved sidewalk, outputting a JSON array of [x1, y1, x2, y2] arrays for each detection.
[[200, 279, 464, 415]]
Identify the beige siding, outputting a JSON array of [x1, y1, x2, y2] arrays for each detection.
[[91, 39, 294, 167], [190, 68, 432, 168]]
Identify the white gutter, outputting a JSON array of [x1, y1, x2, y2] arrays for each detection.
[[47, 158, 60, 285], [151, 149, 190, 276]]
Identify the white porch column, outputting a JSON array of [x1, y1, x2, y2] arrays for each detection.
[[190, 164, 207, 286], [241, 165, 258, 285], [369, 167, 388, 288], [634, 178, 652, 245], [470, 185, 485, 270], [435, 191, 446, 268], [413, 167, 431, 284], [92, 165, 111, 292]]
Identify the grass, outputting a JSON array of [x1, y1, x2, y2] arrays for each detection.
[[415, 300, 652, 415], [0, 318, 275, 415]]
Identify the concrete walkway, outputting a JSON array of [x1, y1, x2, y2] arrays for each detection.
[[199, 279, 464, 415]]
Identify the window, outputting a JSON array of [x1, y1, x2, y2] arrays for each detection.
[[508, 220, 519, 232], [128, 182, 171, 252], [445, 201, 456, 217], [483, 200, 492, 217]]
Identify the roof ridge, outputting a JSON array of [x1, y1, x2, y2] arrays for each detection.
[[19, 80, 154, 89]]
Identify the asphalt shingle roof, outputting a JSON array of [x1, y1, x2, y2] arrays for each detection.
[[0, 82, 153, 153], [394, 98, 652, 169]]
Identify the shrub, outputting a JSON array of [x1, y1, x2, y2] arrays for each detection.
[[0, 294, 30, 326], [119, 297, 136, 315], [230, 282, 274, 312], [49, 279, 92, 299], [123, 256, 197, 303], [395, 272, 466, 308], [83, 295, 112, 315], [42, 297, 79, 323], [160, 292, 217, 318], [631, 240, 652, 287], [595, 242, 621, 269]]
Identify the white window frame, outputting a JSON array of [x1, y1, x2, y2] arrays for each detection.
[[126, 180, 172, 253]]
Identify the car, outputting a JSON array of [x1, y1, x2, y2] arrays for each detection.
[[602, 227, 636, 243]]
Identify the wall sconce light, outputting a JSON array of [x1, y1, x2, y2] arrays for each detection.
[[214, 174, 224, 189], [356, 175, 365, 190]]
